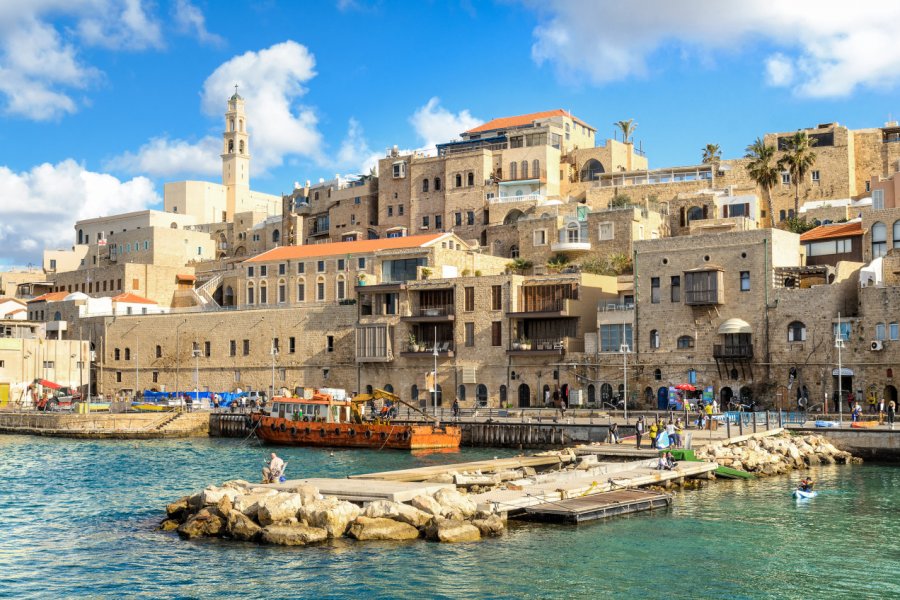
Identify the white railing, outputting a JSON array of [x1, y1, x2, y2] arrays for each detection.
[[491, 193, 545, 204]]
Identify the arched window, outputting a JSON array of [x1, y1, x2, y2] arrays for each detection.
[[650, 329, 660, 349], [422, 178, 429, 192], [278, 279, 287, 304], [259, 281, 268, 304], [600, 383, 613, 404], [455, 174, 462, 187], [272, 229, 280, 243], [239, 140, 244, 154], [434, 177, 441, 191], [499, 385, 507, 405], [580, 159, 604, 181], [384, 384, 394, 393], [654, 368, 662, 381], [587, 384, 596, 404], [155, 345, 162, 358], [316, 276, 326, 301], [457, 385, 466, 401], [476, 384, 488, 407], [788, 321, 807, 342], [247, 282, 255, 305], [521, 160, 528, 179], [503, 209, 525, 225], [509, 245, 519, 258], [228, 139, 234, 153], [893, 220, 900, 249], [872, 221, 887, 257], [230, 118, 235, 132], [509, 162, 517, 180], [533, 159, 540, 178], [53, 311, 61, 321], [239, 119, 244, 132], [467, 172, 474, 186], [677, 335, 694, 349], [687, 206, 705, 221], [77, 229, 84, 244]]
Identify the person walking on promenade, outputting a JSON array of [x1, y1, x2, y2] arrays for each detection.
[[452, 399, 460, 420], [878, 398, 886, 422], [666, 420, 677, 448], [851, 402, 861, 423], [888, 400, 896, 429], [635, 416, 644, 449]]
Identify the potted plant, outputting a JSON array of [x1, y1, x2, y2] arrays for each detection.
[[356, 273, 367, 286], [420, 267, 432, 280], [511, 339, 521, 351], [407, 332, 419, 352], [519, 337, 531, 351]]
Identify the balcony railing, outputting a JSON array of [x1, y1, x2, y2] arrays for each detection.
[[594, 166, 712, 188], [508, 337, 585, 354], [401, 341, 455, 357], [713, 344, 753, 359], [492, 192, 545, 204], [601, 303, 634, 312], [412, 305, 454, 317]]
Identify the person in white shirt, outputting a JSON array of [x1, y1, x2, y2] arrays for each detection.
[[263, 452, 286, 483]]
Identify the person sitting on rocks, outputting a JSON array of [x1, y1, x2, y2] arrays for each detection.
[[262, 452, 286, 484]]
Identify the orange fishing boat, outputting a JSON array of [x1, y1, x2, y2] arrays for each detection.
[[251, 389, 461, 450]]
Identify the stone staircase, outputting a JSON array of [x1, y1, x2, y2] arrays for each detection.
[[149, 412, 210, 436], [192, 272, 224, 310]]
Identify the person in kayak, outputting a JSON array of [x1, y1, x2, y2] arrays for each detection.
[[798, 477, 815, 492]]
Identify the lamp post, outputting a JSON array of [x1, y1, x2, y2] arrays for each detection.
[[620, 321, 630, 422], [835, 312, 845, 425], [271, 340, 278, 400], [432, 325, 439, 424], [193, 345, 201, 406]]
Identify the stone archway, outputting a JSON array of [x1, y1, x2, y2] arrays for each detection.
[[720, 386, 733, 407], [518, 383, 531, 408], [657, 387, 669, 410], [884, 384, 898, 405], [644, 386, 654, 407]]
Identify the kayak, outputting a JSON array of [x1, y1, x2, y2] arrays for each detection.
[[793, 489, 818, 499]]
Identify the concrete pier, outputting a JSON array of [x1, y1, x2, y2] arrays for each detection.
[[0, 411, 210, 438]]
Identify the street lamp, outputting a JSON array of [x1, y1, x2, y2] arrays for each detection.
[[620, 319, 630, 422], [835, 312, 845, 424], [270, 340, 278, 400], [193, 345, 201, 406], [432, 325, 439, 424]]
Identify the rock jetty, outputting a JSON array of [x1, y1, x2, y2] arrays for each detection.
[[161, 481, 504, 546], [694, 432, 861, 476]]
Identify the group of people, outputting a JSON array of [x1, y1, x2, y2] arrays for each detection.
[[849, 399, 897, 425], [657, 451, 677, 470]]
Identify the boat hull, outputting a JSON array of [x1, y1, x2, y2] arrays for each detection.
[[252, 414, 461, 450], [793, 490, 818, 499]]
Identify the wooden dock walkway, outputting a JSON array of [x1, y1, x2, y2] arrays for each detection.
[[348, 454, 573, 482], [521, 489, 672, 524], [259, 478, 454, 503], [573, 445, 660, 459]]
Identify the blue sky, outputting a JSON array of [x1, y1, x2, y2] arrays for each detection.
[[2, 1, 899, 266]]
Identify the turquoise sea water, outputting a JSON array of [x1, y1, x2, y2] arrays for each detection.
[[0, 435, 898, 600]]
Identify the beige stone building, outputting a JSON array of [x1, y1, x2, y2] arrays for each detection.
[[283, 175, 379, 245]]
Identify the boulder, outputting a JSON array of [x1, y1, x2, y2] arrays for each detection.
[[424, 474, 455, 484], [261, 524, 328, 546], [233, 490, 278, 518], [177, 508, 225, 539], [347, 516, 420, 541], [425, 518, 481, 543], [410, 495, 443, 517], [301, 499, 361, 538], [166, 496, 191, 521], [472, 514, 505, 537], [200, 486, 240, 506], [226, 511, 263, 541], [282, 484, 320, 506], [433, 488, 477, 519], [159, 519, 180, 531], [222, 479, 252, 491], [257, 493, 305, 526], [363, 500, 432, 528]]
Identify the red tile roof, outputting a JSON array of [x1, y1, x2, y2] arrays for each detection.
[[466, 109, 593, 134], [27, 291, 68, 304], [244, 233, 449, 263], [800, 221, 863, 242], [112, 293, 157, 305]]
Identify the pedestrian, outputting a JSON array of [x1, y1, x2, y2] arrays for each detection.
[[847, 391, 855, 412], [635, 416, 644, 449], [544, 388, 551, 406], [868, 392, 878, 415], [851, 402, 861, 423], [552, 387, 560, 408], [608, 422, 619, 444], [666, 420, 677, 448], [648, 421, 658, 449], [185, 395, 193, 413], [452, 398, 460, 419], [886, 399, 895, 429], [877, 398, 886, 422]]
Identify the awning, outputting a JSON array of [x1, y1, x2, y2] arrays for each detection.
[[833, 368, 854, 376], [718, 318, 752, 334]]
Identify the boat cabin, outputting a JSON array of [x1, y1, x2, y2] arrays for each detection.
[[269, 396, 352, 423]]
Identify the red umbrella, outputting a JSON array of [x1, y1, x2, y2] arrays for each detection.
[[675, 384, 696, 391]]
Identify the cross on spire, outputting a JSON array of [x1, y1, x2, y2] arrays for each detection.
[[234, 84, 239, 96]]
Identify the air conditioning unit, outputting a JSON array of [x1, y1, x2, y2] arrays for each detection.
[[871, 340, 884, 351]]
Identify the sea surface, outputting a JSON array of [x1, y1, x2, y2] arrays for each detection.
[[0, 435, 897, 599]]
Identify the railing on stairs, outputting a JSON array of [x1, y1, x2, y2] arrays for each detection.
[[193, 273, 224, 310]]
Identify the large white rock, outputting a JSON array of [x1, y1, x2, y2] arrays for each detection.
[[200, 486, 241, 506], [347, 516, 420, 541], [425, 518, 481, 543], [433, 488, 477, 519], [363, 500, 432, 528], [300, 498, 361, 538], [410, 494, 443, 517], [257, 492, 304, 526], [261, 524, 328, 546]]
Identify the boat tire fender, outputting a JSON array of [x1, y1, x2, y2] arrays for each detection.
[[364, 430, 372, 439], [348, 429, 356, 437], [319, 428, 326, 437], [290, 427, 297, 436], [304, 427, 311, 435], [279, 423, 286, 433], [334, 427, 341, 436]]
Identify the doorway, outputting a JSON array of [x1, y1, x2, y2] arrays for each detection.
[[518, 383, 530, 408]]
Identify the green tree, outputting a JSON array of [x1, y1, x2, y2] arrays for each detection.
[[781, 216, 817, 235], [614, 119, 637, 143], [777, 131, 818, 217], [546, 253, 570, 272], [609, 192, 631, 208], [701, 143, 721, 166], [744, 137, 779, 227], [505, 258, 533, 274]]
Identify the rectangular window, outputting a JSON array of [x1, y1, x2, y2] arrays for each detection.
[[204, 341, 211, 357], [116, 371, 122, 382], [811, 170, 820, 182], [671, 276, 681, 302], [833, 322, 851, 341], [272, 338, 280, 353], [358, 257, 366, 269], [384, 293, 398, 315], [278, 263, 286, 275], [243, 339, 250, 355], [382, 257, 427, 282], [337, 280, 346, 300], [491, 321, 502, 346], [465, 322, 475, 347], [230, 340, 236, 356], [422, 216, 429, 228], [464, 287, 475, 311], [398, 205, 404, 216], [876, 323, 886, 340], [259, 285, 268, 304], [297, 283, 305, 301], [533, 230, 547, 246], [114, 348, 120, 360], [317, 281, 325, 301], [467, 211, 475, 225], [387, 206, 393, 217], [599, 324, 633, 353], [651, 277, 660, 304], [132, 278, 139, 290], [152, 371, 158, 383], [740, 271, 750, 291], [317, 260, 326, 272], [355, 196, 361, 204], [491, 285, 502, 310], [326, 335, 334, 353], [248, 266, 254, 277], [598, 222, 614, 241], [781, 172, 790, 185], [455, 212, 462, 227], [43, 361, 55, 369], [872, 189, 885, 210], [890, 323, 899, 341], [297, 263, 305, 274], [684, 271, 723, 305], [337, 259, 345, 271], [289, 337, 296, 353], [435, 215, 442, 229], [260, 266, 268, 277]]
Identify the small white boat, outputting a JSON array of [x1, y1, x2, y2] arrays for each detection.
[[792, 489, 818, 499]]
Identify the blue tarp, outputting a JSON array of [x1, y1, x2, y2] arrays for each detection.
[[138, 391, 243, 407]]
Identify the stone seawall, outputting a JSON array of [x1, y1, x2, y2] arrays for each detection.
[[695, 432, 860, 476], [0, 411, 210, 439]]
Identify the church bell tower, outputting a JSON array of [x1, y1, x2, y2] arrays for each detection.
[[222, 86, 250, 221]]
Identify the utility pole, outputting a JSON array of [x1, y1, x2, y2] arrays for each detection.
[[432, 325, 439, 424], [135, 333, 139, 400], [835, 312, 844, 425], [620, 317, 630, 422]]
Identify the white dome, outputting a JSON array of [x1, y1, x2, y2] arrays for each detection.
[[64, 292, 89, 302]]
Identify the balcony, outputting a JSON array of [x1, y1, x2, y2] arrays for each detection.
[[401, 304, 456, 322], [507, 337, 584, 356], [491, 192, 546, 204], [551, 239, 592, 253], [46, 320, 68, 333], [685, 289, 723, 305], [400, 341, 455, 358], [356, 325, 393, 363], [713, 344, 753, 359], [508, 298, 576, 319]]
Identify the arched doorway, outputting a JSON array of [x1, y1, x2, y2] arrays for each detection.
[[600, 383, 613, 406], [476, 384, 488, 407], [720, 386, 733, 407], [431, 384, 443, 407], [411, 384, 420, 407], [644, 386, 654, 407], [503, 209, 526, 225], [365, 385, 373, 395], [580, 158, 605, 181], [884, 384, 898, 405], [657, 387, 669, 410], [518, 383, 530, 408], [223, 286, 234, 307], [384, 384, 394, 393], [587, 384, 596, 405], [499, 385, 507, 406]]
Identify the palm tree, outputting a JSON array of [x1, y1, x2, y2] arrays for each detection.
[[614, 119, 637, 143], [777, 131, 817, 217], [744, 137, 779, 227], [701, 143, 721, 166]]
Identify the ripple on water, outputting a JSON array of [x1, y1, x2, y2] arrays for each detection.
[[0, 435, 898, 599]]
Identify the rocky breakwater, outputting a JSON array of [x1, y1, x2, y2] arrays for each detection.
[[161, 481, 504, 546], [694, 433, 861, 476]]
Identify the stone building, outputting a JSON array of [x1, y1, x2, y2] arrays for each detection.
[[283, 175, 379, 245]]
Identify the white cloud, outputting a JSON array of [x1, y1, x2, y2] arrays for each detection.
[[104, 135, 221, 177], [409, 97, 482, 151], [0, 159, 160, 264], [76, 0, 163, 50], [526, 1, 900, 97], [173, 0, 224, 46], [336, 118, 381, 174]]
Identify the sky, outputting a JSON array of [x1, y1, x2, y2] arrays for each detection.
[[2, 0, 900, 267]]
